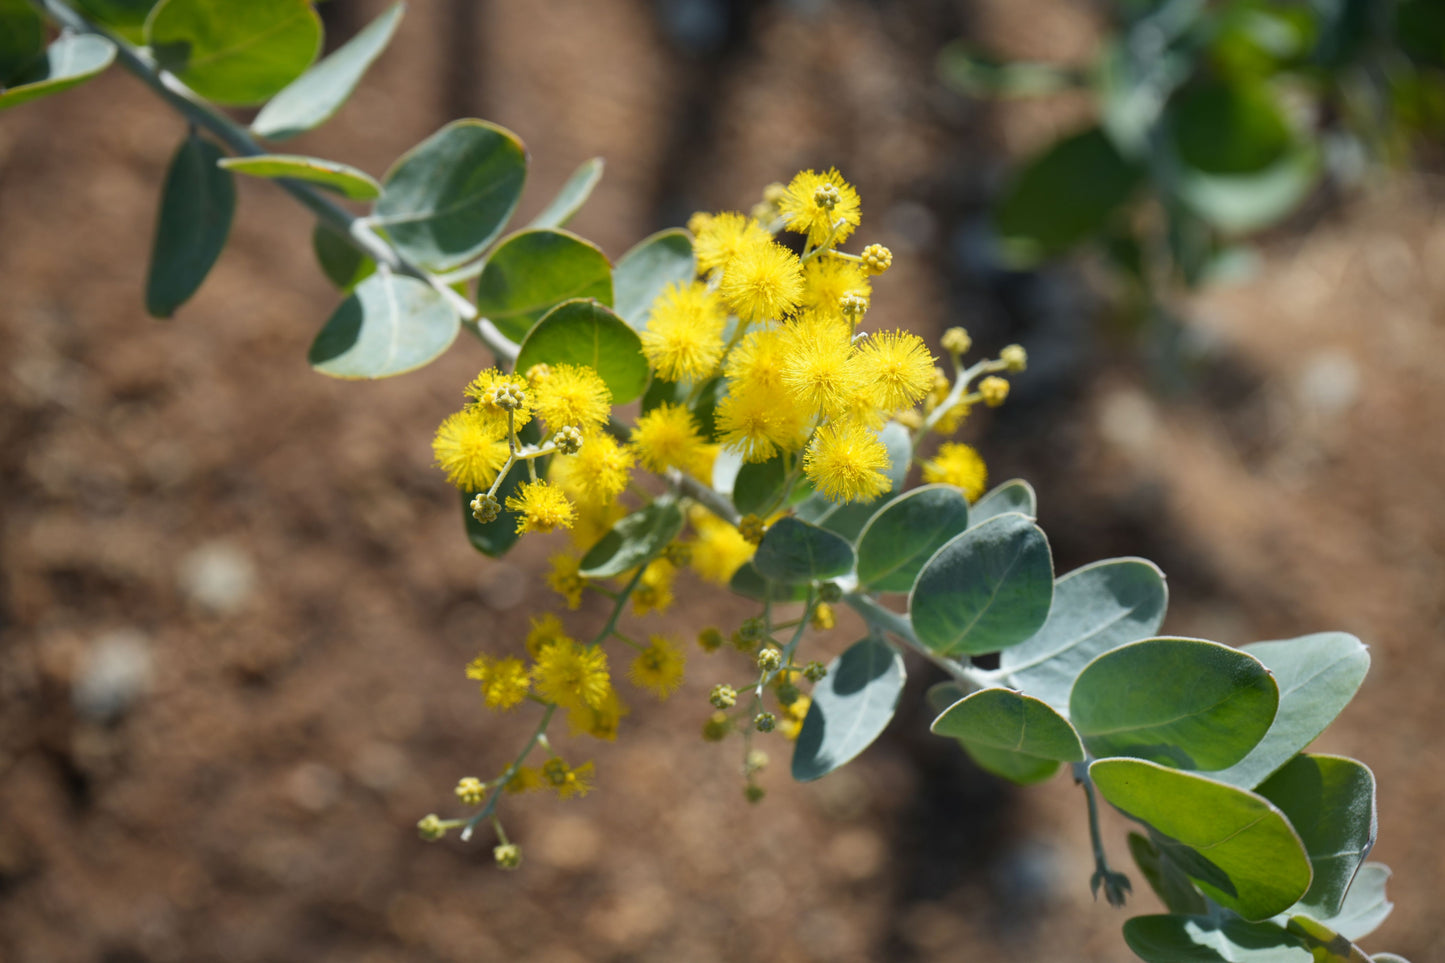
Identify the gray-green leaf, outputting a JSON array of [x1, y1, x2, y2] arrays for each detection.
[[931, 687, 1083, 785], [475, 229, 613, 343], [218, 154, 380, 199], [147, 0, 322, 106], [970, 478, 1037, 521], [145, 134, 235, 318], [792, 636, 905, 782], [527, 157, 603, 230], [579, 500, 684, 578], [308, 272, 460, 378], [855, 485, 971, 593], [753, 517, 855, 585], [1124, 915, 1311, 962], [513, 298, 648, 403], [0, 33, 116, 112], [611, 228, 696, 330]]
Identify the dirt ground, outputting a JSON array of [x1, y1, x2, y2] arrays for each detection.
[[1, 1, 1442, 961]]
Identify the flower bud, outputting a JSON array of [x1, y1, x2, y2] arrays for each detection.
[[803, 661, 828, 683], [709, 684, 737, 709], [697, 627, 724, 653], [417, 813, 447, 841], [818, 581, 843, 603], [861, 243, 893, 274], [493, 843, 522, 870], [979, 375, 1010, 408], [941, 327, 972, 357], [754, 712, 777, 733], [1000, 344, 1027, 373], [756, 647, 782, 672], [775, 682, 801, 706], [702, 711, 731, 742], [470, 493, 501, 524], [738, 514, 766, 545], [744, 784, 767, 803], [454, 776, 486, 806], [553, 425, 583, 455]]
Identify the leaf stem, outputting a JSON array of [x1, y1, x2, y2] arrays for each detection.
[[842, 591, 996, 689]]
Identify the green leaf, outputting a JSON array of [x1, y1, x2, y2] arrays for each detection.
[[1306, 863, 1393, 942], [1258, 755, 1376, 918], [792, 636, 905, 782], [513, 298, 648, 403], [475, 229, 613, 343], [937, 41, 1083, 98], [856, 485, 971, 593], [71, 0, 159, 43], [1128, 832, 1210, 916], [308, 272, 460, 378], [0, 34, 116, 112], [731, 454, 787, 516], [145, 134, 235, 318], [1285, 917, 1371, 963], [251, 1, 403, 140], [1170, 81, 1293, 176], [462, 420, 542, 558], [527, 157, 603, 229], [1091, 758, 1313, 920], [1124, 915, 1311, 962], [970, 478, 1037, 521], [1176, 149, 1320, 235], [994, 126, 1143, 264], [925, 680, 968, 716], [612, 228, 695, 330], [312, 222, 375, 291], [931, 687, 1082, 785], [1212, 633, 1370, 789], [147, 0, 322, 106], [728, 561, 809, 603], [373, 119, 528, 271], [0, 0, 44, 85], [908, 512, 1054, 657], [1071, 637, 1278, 770], [1370, 956, 1410, 963], [218, 154, 380, 199], [795, 421, 913, 541], [1001, 557, 1169, 712], [753, 517, 855, 585], [578, 499, 684, 578]]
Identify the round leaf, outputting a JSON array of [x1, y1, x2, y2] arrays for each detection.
[[218, 154, 380, 199], [1170, 81, 1293, 175], [145, 134, 235, 318], [513, 298, 648, 403], [1001, 557, 1169, 711], [147, 0, 322, 106], [1071, 637, 1279, 770], [1128, 832, 1210, 917], [728, 561, 808, 603], [373, 119, 527, 271], [1176, 149, 1320, 235], [1309, 863, 1393, 942], [1258, 754, 1376, 918], [1213, 633, 1370, 789], [612, 228, 695, 330], [0, 0, 45, 85], [251, 1, 403, 140], [578, 500, 683, 578], [970, 478, 1037, 522], [308, 272, 460, 379], [312, 222, 375, 292], [0, 34, 116, 112], [731, 454, 787, 516], [931, 687, 1082, 785], [856, 485, 971, 593], [792, 637, 905, 782], [1091, 758, 1313, 920], [475, 229, 613, 343], [71, 0, 159, 43], [1124, 915, 1311, 962], [753, 517, 856, 585], [1285, 917, 1372, 963], [526, 157, 604, 230], [908, 512, 1054, 657]]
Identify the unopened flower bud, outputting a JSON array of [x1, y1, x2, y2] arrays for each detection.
[[493, 843, 522, 870], [524, 363, 552, 386], [941, 327, 972, 357], [861, 243, 893, 274], [553, 425, 583, 455], [775, 682, 801, 706], [454, 776, 486, 806], [895, 409, 923, 429], [738, 514, 766, 544], [813, 182, 841, 210], [1000, 344, 1027, 373], [839, 292, 869, 322], [746, 749, 769, 773], [818, 581, 843, 603], [763, 182, 787, 205], [492, 382, 526, 411], [754, 711, 777, 733], [979, 376, 1010, 408], [745, 784, 767, 803], [709, 684, 737, 709], [702, 711, 731, 742], [740, 616, 767, 643], [470, 493, 501, 524], [803, 661, 828, 683], [756, 647, 782, 672], [698, 627, 724, 653], [687, 211, 714, 236], [417, 813, 447, 841], [663, 542, 692, 566]]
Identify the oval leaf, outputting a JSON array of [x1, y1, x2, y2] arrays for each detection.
[[527, 157, 603, 229], [308, 272, 460, 378], [71, 0, 158, 43], [792, 637, 905, 782], [1176, 149, 1320, 235], [251, 1, 403, 140], [856, 485, 971, 593], [1128, 832, 1210, 917], [0, 33, 116, 112], [475, 229, 613, 343], [1285, 917, 1371, 963], [1309, 862, 1393, 942], [578, 500, 684, 578], [373, 119, 527, 271], [1002, 557, 1169, 712], [1091, 758, 1313, 920], [218, 154, 380, 199], [753, 517, 855, 585], [728, 561, 809, 603], [312, 221, 375, 291], [1258, 754, 1376, 918], [612, 228, 695, 329], [147, 0, 322, 106], [969, 477, 1036, 522], [908, 512, 1054, 657], [1171, 81, 1293, 176], [145, 134, 235, 318], [1071, 637, 1279, 770], [1124, 915, 1311, 962], [1213, 633, 1370, 790], [931, 687, 1082, 785], [731, 453, 787, 516], [513, 298, 648, 403]]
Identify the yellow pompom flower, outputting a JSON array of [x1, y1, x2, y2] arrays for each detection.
[[631, 403, 709, 476], [478, 657, 530, 710], [804, 422, 892, 503], [546, 552, 586, 609], [533, 641, 612, 711], [640, 281, 727, 382], [541, 758, 595, 799], [629, 636, 687, 699], [551, 432, 634, 508], [505, 765, 543, 794], [631, 558, 676, 616], [532, 363, 612, 431], [432, 410, 511, 491], [505, 480, 576, 534], [857, 330, 936, 412], [526, 613, 573, 658], [778, 694, 812, 741], [922, 442, 988, 502], [567, 687, 629, 741], [779, 168, 862, 248], [724, 327, 788, 393], [688, 509, 755, 585], [800, 256, 871, 323], [714, 384, 810, 463], [693, 211, 772, 276], [719, 240, 805, 323], [567, 497, 627, 552], [464, 369, 534, 432], [779, 313, 863, 419]]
